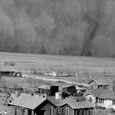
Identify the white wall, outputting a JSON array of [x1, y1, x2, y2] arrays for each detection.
[[98, 99, 115, 110], [86, 94, 96, 104]]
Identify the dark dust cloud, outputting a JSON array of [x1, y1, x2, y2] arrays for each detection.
[[0, 0, 115, 57]]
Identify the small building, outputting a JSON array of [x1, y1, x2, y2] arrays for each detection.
[[9, 93, 57, 115], [84, 88, 106, 104], [38, 85, 59, 96], [88, 79, 109, 90], [97, 90, 115, 110], [0, 67, 22, 77], [60, 85, 76, 95], [58, 98, 94, 115]]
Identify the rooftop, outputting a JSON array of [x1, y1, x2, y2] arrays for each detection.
[[91, 88, 106, 97], [99, 90, 115, 100], [9, 93, 47, 109], [48, 97, 94, 109], [88, 79, 108, 85], [85, 88, 115, 100], [59, 98, 94, 109]]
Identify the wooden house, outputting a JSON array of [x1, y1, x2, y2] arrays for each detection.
[[0, 66, 22, 77], [88, 79, 108, 90], [84, 88, 106, 104], [48, 95, 94, 115], [60, 85, 76, 95], [38, 85, 59, 96], [58, 98, 94, 115], [9, 93, 57, 115], [97, 90, 115, 110]]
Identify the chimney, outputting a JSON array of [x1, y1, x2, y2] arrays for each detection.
[[55, 92, 62, 100], [30, 92, 34, 96], [15, 91, 20, 97], [42, 94, 47, 98]]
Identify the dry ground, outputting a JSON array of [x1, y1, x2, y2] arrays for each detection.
[[0, 52, 115, 85], [0, 52, 115, 115], [0, 52, 115, 75]]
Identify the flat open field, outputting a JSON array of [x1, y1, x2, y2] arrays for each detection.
[[0, 52, 115, 115], [0, 52, 115, 74], [0, 52, 115, 75]]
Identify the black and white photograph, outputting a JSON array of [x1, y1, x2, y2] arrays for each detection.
[[0, 0, 115, 115]]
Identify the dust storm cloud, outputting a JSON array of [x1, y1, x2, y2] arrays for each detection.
[[0, 0, 115, 57]]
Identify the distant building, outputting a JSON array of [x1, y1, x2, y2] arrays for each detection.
[[9, 93, 57, 115], [88, 79, 108, 90], [60, 84, 76, 95], [38, 85, 59, 96], [0, 67, 22, 77]]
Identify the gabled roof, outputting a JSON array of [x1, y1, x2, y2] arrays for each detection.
[[48, 96, 60, 106], [84, 88, 106, 97], [59, 98, 94, 109], [99, 90, 115, 100], [85, 88, 115, 100], [88, 79, 108, 85], [66, 102, 94, 109], [0, 66, 16, 72], [9, 94, 47, 110], [91, 88, 106, 97]]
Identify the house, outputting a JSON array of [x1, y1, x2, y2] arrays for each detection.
[[84, 88, 106, 104], [48, 95, 94, 115], [97, 90, 115, 110], [84, 88, 115, 110], [38, 85, 59, 96], [58, 98, 94, 115], [9, 93, 57, 115], [0, 66, 22, 77], [88, 79, 108, 90], [60, 84, 76, 95]]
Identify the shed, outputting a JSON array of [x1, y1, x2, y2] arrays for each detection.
[[0, 66, 22, 77], [60, 84, 76, 95], [38, 85, 59, 96]]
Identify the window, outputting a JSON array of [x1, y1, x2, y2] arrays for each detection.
[[89, 97, 92, 102], [113, 100, 115, 105], [98, 99, 104, 103], [57, 107, 61, 113], [65, 107, 69, 115], [50, 106, 53, 115]]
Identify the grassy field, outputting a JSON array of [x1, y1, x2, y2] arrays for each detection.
[[0, 52, 115, 114], [0, 52, 115, 75]]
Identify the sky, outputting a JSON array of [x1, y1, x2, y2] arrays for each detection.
[[0, 0, 115, 57]]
